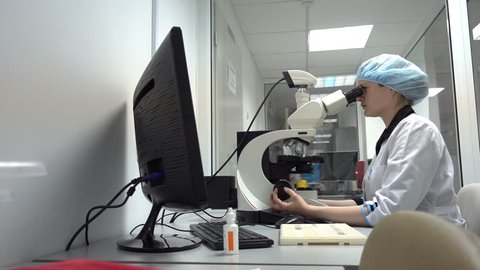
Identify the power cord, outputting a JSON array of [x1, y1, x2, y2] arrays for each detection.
[[65, 173, 164, 251], [83, 181, 143, 245], [128, 208, 229, 235], [84, 193, 130, 245], [201, 208, 228, 219]]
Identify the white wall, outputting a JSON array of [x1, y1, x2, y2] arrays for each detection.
[[0, 0, 151, 266], [212, 0, 264, 175], [213, 1, 264, 131], [242, 53, 265, 131]]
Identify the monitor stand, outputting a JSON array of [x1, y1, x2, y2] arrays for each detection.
[[117, 201, 201, 253]]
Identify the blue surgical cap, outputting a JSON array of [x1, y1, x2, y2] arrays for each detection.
[[356, 54, 429, 105]]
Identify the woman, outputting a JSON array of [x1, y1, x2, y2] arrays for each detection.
[[270, 54, 465, 227]]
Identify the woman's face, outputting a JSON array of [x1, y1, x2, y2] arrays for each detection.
[[356, 80, 397, 117]]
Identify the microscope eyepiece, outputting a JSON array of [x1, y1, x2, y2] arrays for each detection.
[[344, 85, 365, 104]]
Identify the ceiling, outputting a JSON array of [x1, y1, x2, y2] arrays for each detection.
[[229, 0, 444, 83]]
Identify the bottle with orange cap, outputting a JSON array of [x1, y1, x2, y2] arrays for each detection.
[[223, 207, 239, 255]]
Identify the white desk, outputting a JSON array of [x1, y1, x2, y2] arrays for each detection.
[[34, 211, 371, 270]]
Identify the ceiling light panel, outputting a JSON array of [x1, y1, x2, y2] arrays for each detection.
[[314, 75, 357, 88], [473, 23, 480, 40], [309, 25, 373, 52], [428, 88, 445, 97]]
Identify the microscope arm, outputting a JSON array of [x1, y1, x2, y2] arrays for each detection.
[[287, 89, 360, 129], [236, 129, 315, 211]]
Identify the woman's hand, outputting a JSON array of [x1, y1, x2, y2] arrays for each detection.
[[270, 187, 311, 216]]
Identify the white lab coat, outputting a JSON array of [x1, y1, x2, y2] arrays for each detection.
[[363, 114, 465, 226]]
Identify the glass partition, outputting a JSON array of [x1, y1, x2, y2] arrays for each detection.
[[469, 0, 480, 149], [406, 8, 462, 191], [212, 0, 473, 192]]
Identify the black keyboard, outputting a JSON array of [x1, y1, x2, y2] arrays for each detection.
[[190, 222, 274, 250]]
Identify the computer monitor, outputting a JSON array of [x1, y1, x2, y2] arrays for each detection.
[[117, 26, 208, 253]]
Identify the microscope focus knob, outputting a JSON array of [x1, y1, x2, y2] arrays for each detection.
[[274, 180, 293, 201]]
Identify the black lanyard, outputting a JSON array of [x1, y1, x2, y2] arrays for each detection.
[[375, 105, 415, 156]]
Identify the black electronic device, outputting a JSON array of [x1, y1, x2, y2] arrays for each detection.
[[190, 222, 274, 250], [116, 26, 208, 253]]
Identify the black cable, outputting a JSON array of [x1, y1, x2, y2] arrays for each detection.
[[130, 209, 169, 235], [194, 212, 210, 223], [128, 207, 231, 236], [84, 195, 130, 245], [129, 209, 170, 235], [129, 209, 170, 233], [66, 177, 146, 251], [158, 209, 166, 225], [155, 223, 193, 233], [207, 78, 285, 184], [168, 208, 212, 223], [84, 182, 135, 245], [169, 212, 182, 223], [129, 221, 194, 236], [129, 209, 205, 235], [129, 223, 144, 235], [201, 208, 228, 219], [84, 182, 140, 245]]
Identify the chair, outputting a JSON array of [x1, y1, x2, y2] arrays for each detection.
[[458, 183, 480, 235], [358, 211, 480, 270]]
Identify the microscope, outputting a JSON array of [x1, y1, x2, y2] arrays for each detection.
[[236, 70, 363, 222]]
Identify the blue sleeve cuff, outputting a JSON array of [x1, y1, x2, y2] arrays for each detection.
[[360, 205, 373, 227]]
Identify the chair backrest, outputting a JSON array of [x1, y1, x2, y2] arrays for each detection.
[[358, 211, 480, 270], [458, 183, 480, 235]]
